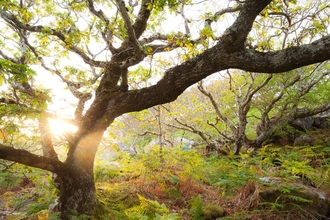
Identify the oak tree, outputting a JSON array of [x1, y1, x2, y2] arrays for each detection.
[[1, 0, 330, 218]]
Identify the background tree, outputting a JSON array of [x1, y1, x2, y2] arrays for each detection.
[[252, 63, 330, 147], [144, 0, 330, 155], [158, 62, 329, 156], [1, 0, 330, 218], [197, 64, 330, 154]]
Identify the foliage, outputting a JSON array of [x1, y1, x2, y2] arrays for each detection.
[[259, 144, 330, 184], [116, 146, 206, 182], [0, 164, 59, 218], [1, 0, 330, 218], [124, 194, 171, 219], [0, 59, 35, 85], [204, 154, 257, 195], [1, 138, 330, 219], [201, 203, 225, 220], [189, 196, 203, 219], [94, 161, 121, 182], [0, 167, 21, 189], [147, 62, 330, 154]]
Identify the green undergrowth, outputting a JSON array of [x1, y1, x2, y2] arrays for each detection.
[[93, 143, 330, 219], [1, 142, 329, 219], [0, 163, 59, 219]]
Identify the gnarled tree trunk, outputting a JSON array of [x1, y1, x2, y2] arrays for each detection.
[[1, 0, 330, 218], [55, 130, 105, 219], [56, 166, 99, 219]]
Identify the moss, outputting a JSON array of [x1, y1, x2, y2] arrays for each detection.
[[96, 182, 140, 219], [202, 204, 225, 220]]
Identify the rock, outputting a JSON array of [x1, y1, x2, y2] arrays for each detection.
[[258, 177, 329, 217], [313, 116, 330, 129], [101, 143, 136, 161], [177, 138, 194, 150], [101, 148, 118, 161], [293, 134, 315, 146], [255, 114, 330, 147], [118, 145, 137, 156], [105, 161, 121, 168], [292, 116, 314, 131]]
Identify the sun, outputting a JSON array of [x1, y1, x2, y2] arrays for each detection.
[[48, 119, 78, 135]]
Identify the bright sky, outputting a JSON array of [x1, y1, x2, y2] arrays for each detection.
[[0, 0, 240, 136]]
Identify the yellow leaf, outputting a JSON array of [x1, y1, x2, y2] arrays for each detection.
[[0, 129, 8, 141], [37, 210, 49, 220]]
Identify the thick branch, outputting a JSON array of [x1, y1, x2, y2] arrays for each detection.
[[139, 33, 168, 45], [0, 144, 66, 174], [132, 0, 152, 39], [222, 0, 272, 50], [178, 3, 190, 36], [115, 0, 143, 60], [296, 103, 330, 119], [104, 33, 330, 118], [0, 50, 17, 63], [233, 35, 330, 73], [0, 97, 17, 104]]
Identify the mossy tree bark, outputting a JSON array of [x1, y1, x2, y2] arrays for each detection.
[[1, 0, 330, 218]]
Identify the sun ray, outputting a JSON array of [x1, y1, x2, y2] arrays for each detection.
[[48, 119, 78, 135]]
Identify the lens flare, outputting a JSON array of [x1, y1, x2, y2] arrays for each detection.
[[48, 119, 78, 135]]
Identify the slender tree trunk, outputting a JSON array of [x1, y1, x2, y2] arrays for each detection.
[[156, 107, 165, 163], [234, 139, 242, 155], [234, 107, 248, 155]]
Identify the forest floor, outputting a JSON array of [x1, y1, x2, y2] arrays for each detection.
[[0, 130, 330, 219]]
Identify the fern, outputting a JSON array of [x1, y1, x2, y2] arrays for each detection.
[[278, 184, 299, 193], [124, 194, 170, 219], [285, 194, 312, 204], [189, 196, 203, 220], [125, 194, 149, 218], [259, 201, 284, 210]]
